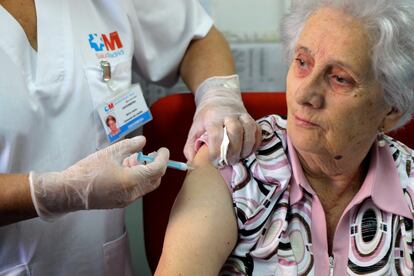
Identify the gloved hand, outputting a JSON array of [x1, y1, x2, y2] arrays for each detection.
[[184, 75, 262, 165], [29, 136, 169, 221]]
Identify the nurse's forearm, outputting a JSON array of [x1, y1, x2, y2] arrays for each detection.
[[0, 174, 37, 226], [180, 26, 235, 93]]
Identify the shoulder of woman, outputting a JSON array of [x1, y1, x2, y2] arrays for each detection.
[[386, 136, 414, 165], [386, 137, 414, 191], [223, 115, 291, 228]]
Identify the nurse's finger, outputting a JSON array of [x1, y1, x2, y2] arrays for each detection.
[[239, 114, 259, 158], [223, 116, 243, 165], [206, 123, 224, 164], [123, 153, 139, 167], [132, 147, 170, 182], [110, 136, 147, 161], [184, 124, 205, 162]]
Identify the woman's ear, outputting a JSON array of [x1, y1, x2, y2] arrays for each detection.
[[383, 107, 403, 131]]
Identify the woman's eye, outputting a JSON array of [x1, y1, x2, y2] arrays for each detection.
[[294, 57, 311, 77], [329, 74, 355, 91], [334, 75, 348, 84], [296, 58, 306, 67], [331, 74, 353, 85]]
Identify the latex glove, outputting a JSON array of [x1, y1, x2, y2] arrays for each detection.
[[29, 136, 169, 221], [184, 75, 262, 165]]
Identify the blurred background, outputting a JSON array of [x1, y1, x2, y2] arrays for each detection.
[[139, 0, 291, 105], [129, 0, 291, 274]]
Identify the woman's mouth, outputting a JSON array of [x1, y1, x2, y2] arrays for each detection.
[[294, 115, 319, 127]]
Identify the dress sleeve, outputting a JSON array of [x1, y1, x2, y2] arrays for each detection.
[[218, 115, 292, 230], [127, 0, 213, 86]]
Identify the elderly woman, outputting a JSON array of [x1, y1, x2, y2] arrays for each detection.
[[154, 0, 414, 275]]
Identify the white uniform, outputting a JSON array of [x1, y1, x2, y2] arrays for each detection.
[[0, 0, 212, 275]]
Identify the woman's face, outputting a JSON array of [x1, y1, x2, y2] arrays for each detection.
[[286, 7, 391, 159], [108, 119, 118, 133]]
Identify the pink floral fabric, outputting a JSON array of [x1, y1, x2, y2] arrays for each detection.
[[218, 115, 414, 276]]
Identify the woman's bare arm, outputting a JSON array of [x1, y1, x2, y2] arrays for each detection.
[[155, 145, 237, 275]]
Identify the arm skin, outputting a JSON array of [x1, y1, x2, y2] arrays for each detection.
[[0, 2, 38, 226], [180, 26, 236, 93], [155, 145, 238, 276], [0, 174, 37, 226]]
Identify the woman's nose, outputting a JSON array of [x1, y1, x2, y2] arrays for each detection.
[[294, 76, 325, 109]]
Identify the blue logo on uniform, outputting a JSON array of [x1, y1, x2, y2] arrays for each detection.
[[88, 34, 105, 52]]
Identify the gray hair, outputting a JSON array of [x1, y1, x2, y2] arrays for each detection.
[[281, 0, 414, 129]]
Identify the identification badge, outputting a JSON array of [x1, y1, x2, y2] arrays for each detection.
[[97, 84, 152, 143]]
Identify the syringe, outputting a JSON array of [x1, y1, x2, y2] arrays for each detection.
[[136, 152, 192, 171]]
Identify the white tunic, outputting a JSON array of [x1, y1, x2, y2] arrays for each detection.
[[0, 0, 212, 275]]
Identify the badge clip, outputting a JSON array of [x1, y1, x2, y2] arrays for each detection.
[[100, 60, 111, 82], [100, 60, 118, 92]]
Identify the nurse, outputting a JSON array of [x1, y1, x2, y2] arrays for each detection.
[[0, 0, 260, 275]]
